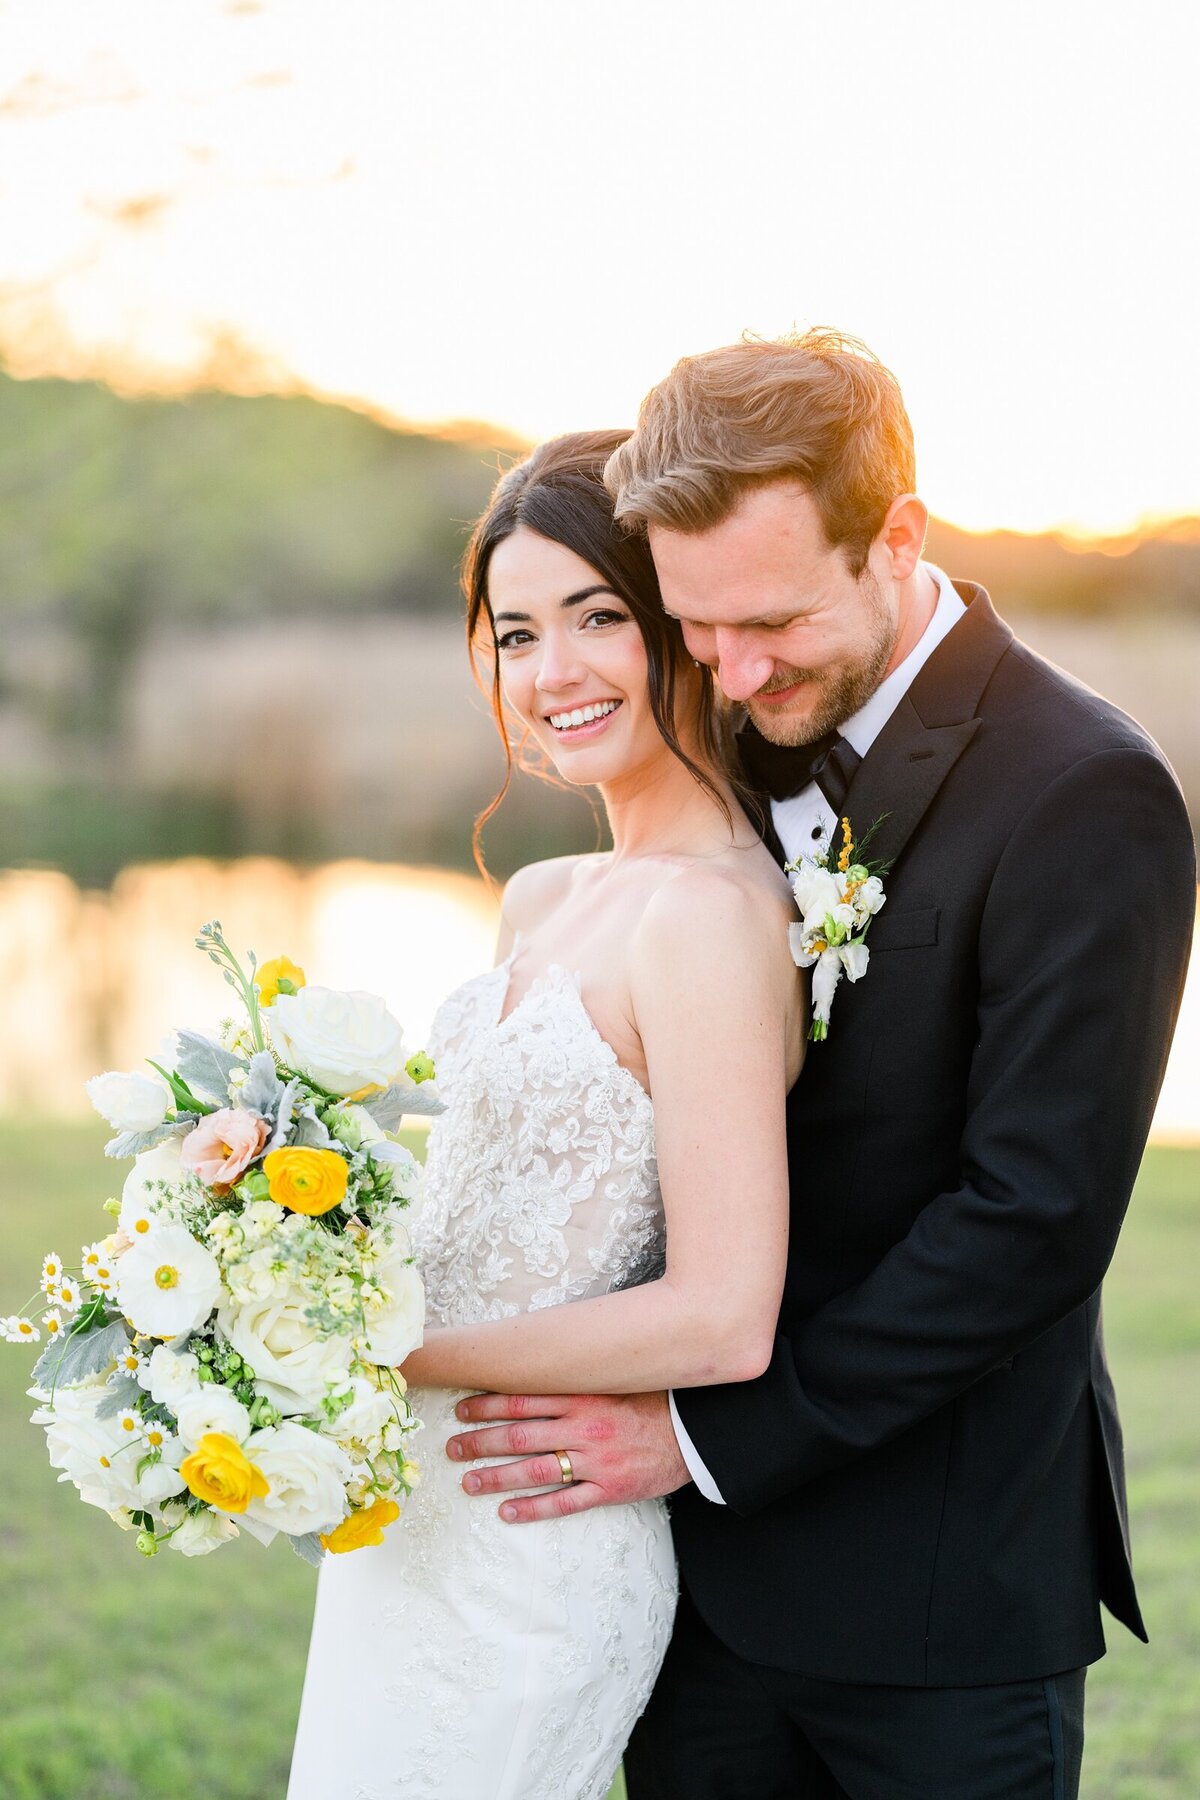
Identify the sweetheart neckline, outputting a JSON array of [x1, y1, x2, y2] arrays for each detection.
[[487, 954, 653, 1109]]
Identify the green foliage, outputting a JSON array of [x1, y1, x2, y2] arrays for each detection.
[[0, 370, 511, 625], [0, 1121, 1196, 1797]]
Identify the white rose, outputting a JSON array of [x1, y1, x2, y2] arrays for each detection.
[[174, 1386, 252, 1450], [268, 986, 407, 1097], [163, 1505, 240, 1556], [361, 1230, 425, 1366], [115, 1225, 222, 1338], [216, 1289, 352, 1415], [87, 1070, 171, 1134], [140, 1343, 202, 1409], [243, 1421, 353, 1539], [120, 1138, 186, 1239]]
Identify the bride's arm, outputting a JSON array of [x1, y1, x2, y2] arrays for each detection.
[[400, 868, 801, 1395]]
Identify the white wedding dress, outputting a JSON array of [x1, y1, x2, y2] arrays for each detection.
[[287, 955, 678, 1800]]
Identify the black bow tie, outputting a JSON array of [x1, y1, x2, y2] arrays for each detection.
[[738, 723, 863, 813]]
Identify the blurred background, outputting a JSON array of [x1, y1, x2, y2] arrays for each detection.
[[0, 3, 1196, 1797]]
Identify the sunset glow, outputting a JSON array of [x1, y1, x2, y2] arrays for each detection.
[[1, 0, 1198, 536]]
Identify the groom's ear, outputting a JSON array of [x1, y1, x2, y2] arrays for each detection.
[[878, 494, 928, 581]]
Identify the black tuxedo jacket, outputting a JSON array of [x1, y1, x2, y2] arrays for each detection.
[[671, 584, 1196, 1688]]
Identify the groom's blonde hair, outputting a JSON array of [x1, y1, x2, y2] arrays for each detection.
[[605, 328, 916, 575]]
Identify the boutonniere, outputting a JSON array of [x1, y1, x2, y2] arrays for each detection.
[[786, 816, 889, 1041]]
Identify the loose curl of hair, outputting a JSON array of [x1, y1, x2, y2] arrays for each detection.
[[463, 430, 742, 875]]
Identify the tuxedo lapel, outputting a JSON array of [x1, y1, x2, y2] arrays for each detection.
[[839, 586, 1013, 873]]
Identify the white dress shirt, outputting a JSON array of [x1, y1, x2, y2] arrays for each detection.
[[669, 564, 968, 1503]]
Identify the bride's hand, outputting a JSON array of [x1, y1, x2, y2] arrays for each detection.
[[446, 1389, 690, 1523]]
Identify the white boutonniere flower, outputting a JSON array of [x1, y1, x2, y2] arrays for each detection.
[[786, 816, 889, 1042]]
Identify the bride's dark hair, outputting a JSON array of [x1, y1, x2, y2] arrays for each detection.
[[463, 430, 739, 873]]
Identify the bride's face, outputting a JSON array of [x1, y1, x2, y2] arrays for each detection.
[[487, 526, 666, 788]]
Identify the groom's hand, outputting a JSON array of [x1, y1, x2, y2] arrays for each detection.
[[446, 1390, 690, 1523]]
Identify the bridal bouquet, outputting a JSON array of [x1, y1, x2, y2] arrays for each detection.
[[787, 816, 888, 1040], [4, 923, 440, 1563]]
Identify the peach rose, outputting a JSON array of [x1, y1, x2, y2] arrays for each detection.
[[180, 1108, 269, 1187]]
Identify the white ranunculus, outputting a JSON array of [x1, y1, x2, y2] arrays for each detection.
[[163, 1504, 240, 1556], [174, 1386, 252, 1450], [119, 1138, 186, 1239], [361, 1230, 425, 1366], [790, 865, 843, 927], [41, 1386, 141, 1512], [137, 1443, 188, 1507], [140, 1343, 202, 1409], [87, 1070, 171, 1134], [216, 1289, 353, 1415], [243, 1421, 353, 1539], [268, 986, 407, 1097], [115, 1225, 222, 1338]]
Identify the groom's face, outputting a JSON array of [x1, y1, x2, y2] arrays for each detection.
[[649, 481, 898, 747]]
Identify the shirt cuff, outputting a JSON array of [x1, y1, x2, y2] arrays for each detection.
[[668, 1390, 726, 1505]]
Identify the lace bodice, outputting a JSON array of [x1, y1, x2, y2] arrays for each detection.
[[411, 956, 664, 1326]]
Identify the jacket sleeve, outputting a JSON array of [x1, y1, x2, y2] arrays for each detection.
[[674, 746, 1196, 1514]]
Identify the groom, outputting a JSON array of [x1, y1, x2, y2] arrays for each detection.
[[448, 330, 1196, 1795]]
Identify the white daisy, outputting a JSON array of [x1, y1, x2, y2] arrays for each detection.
[[81, 1242, 106, 1274], [116, 1408, 142, 1438], [115, 1344, 146, 1379], [41, 1309, 65, 1340], [3, 1315, 40, 1344], [41, 1253, 65, 1295], [142, 1422, 176, 1455], [88, 1258, 116, 1294], [55, 1276, 83, 1314]]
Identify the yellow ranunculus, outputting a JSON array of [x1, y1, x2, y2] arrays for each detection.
[[180, 1432, 269, 1514], [321, 1497, 401, 1554], [263, 1146, 348, 1216], [256, 956, 306, 1007]]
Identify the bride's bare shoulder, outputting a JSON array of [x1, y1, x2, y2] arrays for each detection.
[[634, 850, 796, 978], [500, 854, 597, 938]]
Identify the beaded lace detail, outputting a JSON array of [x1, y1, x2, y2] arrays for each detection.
[[412, 956, 665, 1326]]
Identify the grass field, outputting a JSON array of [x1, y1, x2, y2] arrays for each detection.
[[1, 1123, 1195, 1799]]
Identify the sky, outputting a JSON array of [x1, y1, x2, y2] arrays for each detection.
[[1, 0, 1198, 536]]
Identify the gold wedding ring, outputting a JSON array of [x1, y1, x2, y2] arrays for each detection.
[[554, 1450, 574, 1486]]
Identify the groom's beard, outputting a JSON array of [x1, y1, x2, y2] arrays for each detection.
[[746, 568, 897, 748]]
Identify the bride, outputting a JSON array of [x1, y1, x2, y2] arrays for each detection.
[[287, 432, 804, 1800]]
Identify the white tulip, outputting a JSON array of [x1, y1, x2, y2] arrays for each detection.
[[87, 1070, 170, 1134]]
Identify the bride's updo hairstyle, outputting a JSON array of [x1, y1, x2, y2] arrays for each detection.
[[463, 430, 736, 872]]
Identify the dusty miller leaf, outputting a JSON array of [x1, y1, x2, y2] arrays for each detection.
[[289, 1531, 326, 1568], [238, 1051, 284, 1121], [264, 1076, 304, 1154], [363, 1082, 445, 1130], [175, 1031, 244, 1103], [95, 1375, 142, 1419], [104, 1119, 191, 1159], [32, 1319, 131, 1392], [290, 1108, 332, 1149]]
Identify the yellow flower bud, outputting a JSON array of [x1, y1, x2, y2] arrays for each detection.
[[321, 1497, 401, 1554], [180, 1432, 269, 1514], [263, 1147, 348, 1216], [256, 956, 307, 1008]]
